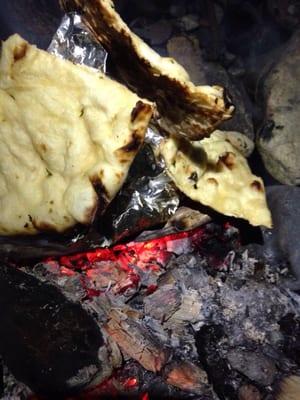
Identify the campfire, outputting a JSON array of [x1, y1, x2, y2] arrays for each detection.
[[2, 217, 300, 399], [1, 1, 300, 400]]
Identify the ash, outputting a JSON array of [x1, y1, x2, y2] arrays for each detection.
[[1, 363, 32, 400]]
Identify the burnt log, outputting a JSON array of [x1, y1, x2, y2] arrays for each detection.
[[0, 265, 104, 397]]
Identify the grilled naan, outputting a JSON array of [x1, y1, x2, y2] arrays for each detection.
[[160, 131, 272, 227], [60, 0, 234, 140], [0, 34, 153, 235]]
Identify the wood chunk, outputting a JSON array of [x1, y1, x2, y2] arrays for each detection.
[[143, 284, 181, 323], [164, 360, 209, 395]]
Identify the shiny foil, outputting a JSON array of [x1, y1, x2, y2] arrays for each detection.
[[48, 13, 108, 71], [102, 125, 180, 242]]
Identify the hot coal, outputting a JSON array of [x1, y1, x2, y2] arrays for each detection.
[[0, 226, 109, 263], [0, 265, 104, 397], [73, 359, 207, 400]]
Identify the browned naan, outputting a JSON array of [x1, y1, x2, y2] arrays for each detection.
[[0, 34, 152, 235], [60, 0, 234, 140]]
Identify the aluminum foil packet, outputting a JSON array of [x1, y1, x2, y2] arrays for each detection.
[[102, 128, 179, 242]]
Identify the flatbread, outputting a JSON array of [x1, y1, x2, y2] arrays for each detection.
[[0, 34, 153, 235], [60, 0, 234, 140], [160, 131, 272, 227]]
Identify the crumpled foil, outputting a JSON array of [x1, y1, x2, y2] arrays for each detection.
[[48, 13, 108, 71], [0, 13, 179, 260], [103, 128, 179, 242]]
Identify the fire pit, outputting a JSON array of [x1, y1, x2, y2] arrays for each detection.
[[1, 1, 300, 400]]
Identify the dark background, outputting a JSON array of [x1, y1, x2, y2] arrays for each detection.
[[0, 0, 63, 48]]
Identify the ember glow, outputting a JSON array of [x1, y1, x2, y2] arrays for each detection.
[[4, 220, 300, 400], [58, 227, 206, 271], [45, 224, 237, 299]]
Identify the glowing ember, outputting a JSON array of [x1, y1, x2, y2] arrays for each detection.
[[140, 393, 150, 400], [122, 376, 138, 389], [44, 224, 239, 298], [58, 227, 207, 271], [44, 224, 237, 300]]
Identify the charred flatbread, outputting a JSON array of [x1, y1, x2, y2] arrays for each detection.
[[0, 34, 152, 235], [60, 0, 234, 140], [160, 131, 272, 227]]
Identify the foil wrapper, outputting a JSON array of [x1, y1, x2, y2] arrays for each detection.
[[48, 13, 108, 71], [102, 125, 180, 242]]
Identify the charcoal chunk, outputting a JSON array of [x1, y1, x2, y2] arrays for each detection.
[[144, 285, 181, 323], [195, 325, 242, 400], [279, 314, 300, 366], [0, 265, 103, 397]]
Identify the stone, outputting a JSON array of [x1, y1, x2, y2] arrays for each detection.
[[226, 350, 277, 386], [0, 266, 104, 397], [238, 384, 262, 400], [169, 0, 186, 18], [131, 18, 173, 46], [264, 186, 300, 288], [267, 0, 300, 30], [167, 35, 254, 141], [214, 3, 224, 24], [257, 30, 300, 185], [176, 14, 201, 31]]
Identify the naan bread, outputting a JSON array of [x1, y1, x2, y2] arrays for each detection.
[[60, 0, 234, 140], [0, 34, 153, 235], [160, 131, 272, 227]]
